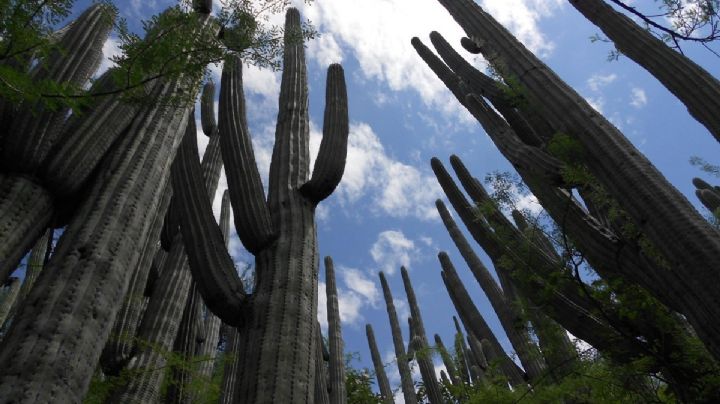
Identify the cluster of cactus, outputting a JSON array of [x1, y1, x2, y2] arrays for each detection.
[[0, 1, 350, 402], [354, 0, 720, 401]]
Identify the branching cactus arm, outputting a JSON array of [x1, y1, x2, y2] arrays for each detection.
[[218, 55, 276, 254], [300, 64, 349, 203]]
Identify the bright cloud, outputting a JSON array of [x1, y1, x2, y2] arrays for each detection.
[[371, 230, 419, 275], [341, 266, 380, 306], [630, 87, 647, 108], [294, 0, 563, 121], [587, 73, 617, 91], [337, 123, 442, 220]]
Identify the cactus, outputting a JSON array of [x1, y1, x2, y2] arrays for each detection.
[[436, 199, 547, 381], [400, 267, 443, 403], [379, 271, 418, 404], [432, 0, 720, 359], [0, 12, 215, 399], [219, 324, 240, 404], [0, 277, 21, 327], [0, 5, 115, 281], [570, 0, 720, 144], [170, 9, 349, 402], [434, 334, 458, 385], [325, 257, 346, 404], [438, 251, 526, 386], [314, 323, 331, 404], [452, 316, 472, 385], [366, 324, 394, 403]]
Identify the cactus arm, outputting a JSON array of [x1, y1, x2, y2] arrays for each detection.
[[2, 4, 115, 173], [366, 324, 395, 403], [379, 271, 418, 404], [267, 9, 311, 208], [0, 278, 21, 327], [218, 55, 276, 254], [172, 117, 247, 326], [438, 252, 526, 386], [400, 267, 444, 402], [300, 64, 349, 204], [324, 256, 346, 404], [570, 0, 720, 143], [452, 316, 473, 384], [200, 82, 218, 136], [437, 0, 720, 358], [0, 175, 53, 283], [436, 200, 547, 381]]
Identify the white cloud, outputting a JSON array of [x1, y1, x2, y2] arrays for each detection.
[[341, 266, 380, 306], [630, 87, 647, 108], [308, 33, 344, 68], [293, 0, 563, 122], [337, 123, 442, 220], [318, 281, 368, 330], [371, 230, 418, 275], [586, 73, 617, 91], [96, 37, 122, 77], [585, 96, 604, 113]]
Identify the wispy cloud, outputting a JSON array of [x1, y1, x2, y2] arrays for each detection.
[[371, 230, 419, 275], [630, 87, 647, 108]]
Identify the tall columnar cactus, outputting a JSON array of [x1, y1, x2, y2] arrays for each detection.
[[432, 0, 720, 359], [219, 324, 240, 404], [325, 257, 346, 404], [452, 316, 472, 385], [570, 0, 720, 144], [379, 271, 418, 404], [0, 4, 115, 282], [314, 324, 331, 404], [435, 199, 547, 381], [400, 267, 443, 403], [434, 334, 459, 384], [366, 324, 394, 403], [438, 252, 526, 386], [171, 9, 349, 402], [0, 12, 215, 401]]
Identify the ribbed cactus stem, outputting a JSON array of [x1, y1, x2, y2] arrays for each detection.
[[0, 278, 21, 327], [325, 256, 346, 404], [380, 271, 418, 404], [570, 0, 720, 143], [438, 252, 525, 386], [0, 175, 53, 283], [407, 317, 415, 358], [219, 324, 240, 404], [437, 0, 720, 359], [400, 267, 443, 402], [452, 316, 472, 384], [2, 4, 115, 173], [0, 49, 203, 400], [166, 285, 203, 404], [314, 323, 331, 404], [366, 324, 394, 403], [408, 317, 443, 404], [436, 195, 546, 380], [109, 232, 194, 403]]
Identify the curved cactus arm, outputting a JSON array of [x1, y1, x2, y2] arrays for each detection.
[[325, 256, 346, 404], [267, 9, 312, 212], [438, 252, 526, 386], [300, 64, 349, 204], [2, 4, 115, 173], [437, 0, 720, 358], [379, 271, 418, 404], [172, 117, 247, 326], [0, 175, 54, 284], [697, 189, 720, 212], [314, 323, 331, 404], [570, 0, 720, 144], [366, 324, 394, 403], [219, 55, 276, 255], [200, 82, 218, 136]]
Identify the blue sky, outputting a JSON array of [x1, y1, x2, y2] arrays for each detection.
[[61, 0, 720, 399]]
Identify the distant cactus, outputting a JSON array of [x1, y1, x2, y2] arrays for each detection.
[[366, 324, 394, 403]]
